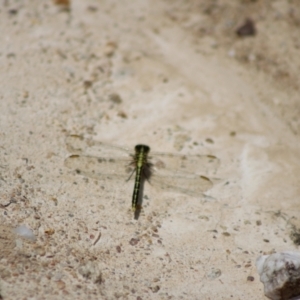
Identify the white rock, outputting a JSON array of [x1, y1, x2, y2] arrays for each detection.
[[256, 251, 300, 300], [14, 225, 36, 242]]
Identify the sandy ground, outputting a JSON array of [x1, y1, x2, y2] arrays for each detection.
[[0, 1, 300, 299]]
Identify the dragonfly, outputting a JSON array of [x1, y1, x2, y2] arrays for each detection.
[[64, 135, 219, 212]]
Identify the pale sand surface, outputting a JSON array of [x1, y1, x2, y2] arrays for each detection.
[[0, 1, 300, 299]]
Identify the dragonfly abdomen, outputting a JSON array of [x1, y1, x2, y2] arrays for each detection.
[[132, 144, 150, 211]]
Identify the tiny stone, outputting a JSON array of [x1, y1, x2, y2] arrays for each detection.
[[236, 18, 256, 37]]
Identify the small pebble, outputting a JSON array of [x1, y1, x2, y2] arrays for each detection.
[[14, 225, 36, 242]]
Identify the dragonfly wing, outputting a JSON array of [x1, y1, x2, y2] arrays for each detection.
[[66, 135, 131, 157], [64, 155, 134, 180], [150, 173, 213, 197], [150, 152, 219, 176]]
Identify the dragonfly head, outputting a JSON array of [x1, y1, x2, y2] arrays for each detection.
[[134, 144, 150, 154]]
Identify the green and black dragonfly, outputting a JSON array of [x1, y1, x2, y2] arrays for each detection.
[[65, 135, 219, 212]]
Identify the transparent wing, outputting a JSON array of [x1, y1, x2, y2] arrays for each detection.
[[150, 173, 213, 196], [65, 154, 213, 196], [149, 152, 219, 176], [65, 135, 219, 196], [66, 135, 219, 176], [64, 154, 134, 181], [66, 135, 131, 157]]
